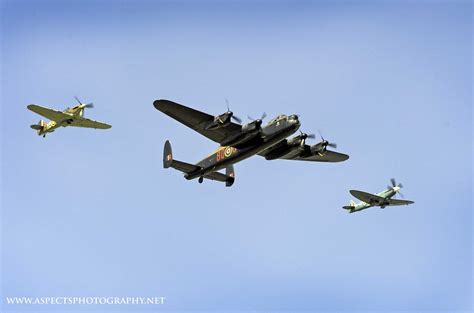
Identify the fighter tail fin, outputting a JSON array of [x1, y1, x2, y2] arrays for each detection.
[[30, 120, 45, 135], [343, 200, 356, 211]]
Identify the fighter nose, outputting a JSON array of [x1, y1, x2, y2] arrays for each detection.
[[289, 114, 299, 120]]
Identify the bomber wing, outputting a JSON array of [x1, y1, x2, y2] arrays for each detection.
[[350, 190, 386, 205], [27, 104, 70, 122], [260, 142, 349, 162], [70, 117, 111, 129], [282, 150, 349, 162], [153, 99, 242, 144], [386, 198, 414, 206]]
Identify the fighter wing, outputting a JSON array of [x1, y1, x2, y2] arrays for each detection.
[[350, 190, 386, 205], [70, 117, 111, 129], [153, 99, 242, 144], [27, 104, 70, 122], [278, 149, 349, 163], [386, 198, 414, 206]]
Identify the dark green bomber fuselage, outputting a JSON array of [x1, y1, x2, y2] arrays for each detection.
[[184, 115, 300, 180]]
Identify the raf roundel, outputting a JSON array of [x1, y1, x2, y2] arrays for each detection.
[[224, 147, 233, 158]]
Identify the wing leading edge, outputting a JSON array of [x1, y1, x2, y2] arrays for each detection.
[[27, 104, 69, 122], [350, 190, 385, 204]]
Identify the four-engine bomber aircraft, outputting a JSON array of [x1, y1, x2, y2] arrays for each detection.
[[154, 99, 349, 186], [27, 97, 111, 137], [343, 178, 414, 213]]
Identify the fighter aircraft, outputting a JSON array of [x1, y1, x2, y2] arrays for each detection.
[[27, 97, 111, 137], [154, 99, 349, 186], [343, 178, 414, 213]]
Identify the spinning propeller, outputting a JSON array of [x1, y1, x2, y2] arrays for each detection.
[[388, 178, 405, 198], [308, 130, 338, 154], [247, 112, 267, 127], [318, 130, 337, 149], [297, 130, 316, 146], [225, 99, 242, 123], [74, 96, 94, 109]]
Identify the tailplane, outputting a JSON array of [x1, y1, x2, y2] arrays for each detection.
[[163, 140, 236, 187], [203, 165, 235, 187], [30, 120, 45, 135], [343, 200, 356, 212], [163, 140, 200, 174]]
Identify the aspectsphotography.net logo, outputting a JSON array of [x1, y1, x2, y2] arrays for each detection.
[[4, 296, 166, 306]]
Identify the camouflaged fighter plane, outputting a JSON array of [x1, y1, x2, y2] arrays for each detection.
[[343, 178, 414, 213], [154, 99, 349, 187], [27, 97, 111, 137]]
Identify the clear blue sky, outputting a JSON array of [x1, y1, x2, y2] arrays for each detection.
[[1, 1, 472, 312]]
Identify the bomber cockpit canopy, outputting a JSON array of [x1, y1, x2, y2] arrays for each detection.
[[267, 114, 287, 125]]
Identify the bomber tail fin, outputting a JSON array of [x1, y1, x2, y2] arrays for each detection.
[[204, 165, 235, 187], [163, 140, 201, 174], [163, 140, 174, 168], [225, 165, 235, 187]]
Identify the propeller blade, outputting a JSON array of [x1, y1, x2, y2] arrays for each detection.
[[327, 142, 337, 149], [231, 115, 242, 123], [248, 113, 266, 122], [398, 191, 405, 198], [74, 96, 83, 105], [398, 182, 404, 189], [299, 131, 315, 140], [390, 178, 396, 188], [318, 129, 325, 141], [84, 103, 94, 109]]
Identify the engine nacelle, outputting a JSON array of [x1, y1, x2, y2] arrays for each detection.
[[205, 113, 232, 130], [241, 120, 262, 133], [264, 137, 308, 160], [310, 142, 326, 154]]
